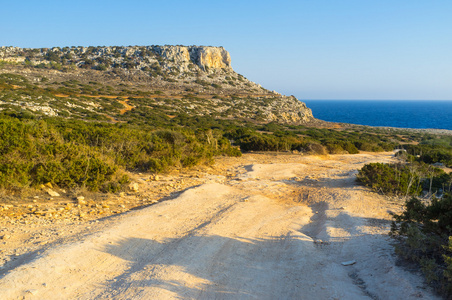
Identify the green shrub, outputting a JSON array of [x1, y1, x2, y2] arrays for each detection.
[[354, 141, 384, 152], [325, 142, 345, 154], [391, 194, 452, 297], [357, 163, 422, 196], [301, 141, 328, 155], [0, 115, 245, 192], [403, 144, 452, 167], [181, 155, 200, 168], [0, 116, 126, 192], [341, 141, 359, 154]]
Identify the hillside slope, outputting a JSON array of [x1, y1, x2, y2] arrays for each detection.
[[0, 46, 313, 124]]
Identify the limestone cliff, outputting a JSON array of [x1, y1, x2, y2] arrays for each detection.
[[0, 45, 231, 72], [155, 46, 231, 71], [194, 46, 231, 70], [0, 45, 313, 124]]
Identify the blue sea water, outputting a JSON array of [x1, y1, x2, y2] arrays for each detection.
[[303, 100, 452, 130]]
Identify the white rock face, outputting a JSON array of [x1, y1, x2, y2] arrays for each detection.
[[192, 46, 231, 70], [159, 46, 190, 65], [154, 46, 232, 71]]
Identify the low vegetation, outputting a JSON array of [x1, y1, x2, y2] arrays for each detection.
[[0, 67, 446, 198], [403, 142, 452, 167], [0, 112, 240, 193], [357, 163, 423, 196], [0, 70, 441, 195], [0, 101, 435, 196], [357, 139, 452, 298], [391, 195, 452, 297]]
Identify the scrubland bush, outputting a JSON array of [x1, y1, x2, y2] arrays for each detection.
[[301, 141, 328, 155], [0, 114, 240, 193], [403, 144, 452, 167], [391, 194, 452, 297], [325, 142, 346, 154], [358, 152, 452, 297], [0, 117, 125, 192], [357, 163, 423, 196]]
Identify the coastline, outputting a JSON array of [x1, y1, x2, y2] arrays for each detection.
[[304, 100, 452, 132], [305, 118, 452, 135], [376, 127, 452, 136]]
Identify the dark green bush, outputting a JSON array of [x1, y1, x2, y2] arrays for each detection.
[[391, 194, 452, 297], [357, 163, 423, 196], [403, 144, 452, 167], [0, 114, 243, 193], [354, 141, 384, 152], [342, 141, 359, 154], [428, 171, 452, 194], [181, 155, 200, 168], [325, 142, 345, 154], [0, 117, 124, 192]]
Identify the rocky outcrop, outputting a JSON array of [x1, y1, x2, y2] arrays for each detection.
[[155, 46, 231, 71], [192, 46, 231, 70], [158, 46, 190, 66], [0, 45, 314, 124], [265, 96, 313, 123], [0, 45, 232, 72]]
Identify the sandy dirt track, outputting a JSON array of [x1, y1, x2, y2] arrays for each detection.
[[0, 153, 439, 299]]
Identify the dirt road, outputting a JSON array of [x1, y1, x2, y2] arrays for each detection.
[[0, 153, 439, 299]]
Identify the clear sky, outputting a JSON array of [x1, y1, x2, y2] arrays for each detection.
[[2, 0, 451, 100]]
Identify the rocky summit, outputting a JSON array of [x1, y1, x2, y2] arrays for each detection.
[[0, 45, 313, 124]]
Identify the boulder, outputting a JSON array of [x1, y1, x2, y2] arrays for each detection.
[[128, 182, 139, 192], [47, 189, 60, 197], [77, 196, 87, 205]]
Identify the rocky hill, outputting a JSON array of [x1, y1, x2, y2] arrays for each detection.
[[0, 45, 313, 124]]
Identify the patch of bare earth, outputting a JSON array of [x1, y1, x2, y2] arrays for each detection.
[[0, 152, 440, 299]]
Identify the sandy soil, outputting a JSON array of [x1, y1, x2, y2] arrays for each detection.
[[0, 152, 440, 299]]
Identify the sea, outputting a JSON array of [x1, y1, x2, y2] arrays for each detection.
[[303, 100, 452, 130]]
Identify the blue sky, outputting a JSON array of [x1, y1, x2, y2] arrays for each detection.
[[2, 0, 451, 100]]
